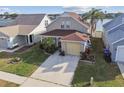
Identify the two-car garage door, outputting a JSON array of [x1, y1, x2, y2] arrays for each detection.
[[0, 38, 8, 49]]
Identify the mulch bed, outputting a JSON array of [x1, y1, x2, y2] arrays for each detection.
[[15, 45, 35, 52]]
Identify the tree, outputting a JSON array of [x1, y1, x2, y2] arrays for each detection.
[[2, 12, 18, 19], [9, 13, 18, 19], [3, 12, 9, 19], [82, 8, 105, 36]]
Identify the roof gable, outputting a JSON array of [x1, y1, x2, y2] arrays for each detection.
[[0, 14, 46, 27], [47, 12, 90, 29], [62, 32, 89, 41]]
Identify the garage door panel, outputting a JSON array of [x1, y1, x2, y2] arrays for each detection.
[[116, 46, 124, 62], [66, 42, 81, 56], [0, 38, 8, 49]]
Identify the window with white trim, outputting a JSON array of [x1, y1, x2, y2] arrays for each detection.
[[45, 20, 48, 27], [66, 21, 71, 28], [61, 21, 65, 28]]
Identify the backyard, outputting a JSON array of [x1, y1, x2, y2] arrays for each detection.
[[72, 38, 124, 87], [0, 44, 49, 77]]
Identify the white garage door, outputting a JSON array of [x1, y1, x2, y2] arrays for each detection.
[[116, 46, 124, 62], [0, 38, 8, 49], [66, 42, 81, 56]]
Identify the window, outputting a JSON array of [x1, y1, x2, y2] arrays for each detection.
[[66, 21, 71, 28], [61, 21, 65, 28], [45, 20, 48, 27]]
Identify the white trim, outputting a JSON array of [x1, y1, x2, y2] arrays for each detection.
[[107, 23, 123, 33], [41, 35, 62, 38], [115, 45, 124, 62], [61, 40, 81, 43], [112, 38, 124, 45]]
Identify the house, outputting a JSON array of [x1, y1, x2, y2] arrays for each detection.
[[41, 12, 90, 56], [0, 14, 51, 49], [103, 14, 124, 62]]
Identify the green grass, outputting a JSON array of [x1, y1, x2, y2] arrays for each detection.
[[0, 79, 19, 87], [0, 44, 49, 77], [72, 38, 124, 87]]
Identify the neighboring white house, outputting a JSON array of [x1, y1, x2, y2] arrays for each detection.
[[0, 14, 51, 49], [41, 12, 90, 56], [103, 14, 124, 62]]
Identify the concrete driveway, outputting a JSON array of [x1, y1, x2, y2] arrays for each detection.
[[29, 51, 79, 86]]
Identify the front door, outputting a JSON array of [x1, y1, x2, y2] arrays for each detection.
[[27, 35, 34, 45], [29, 35, 33, 43]]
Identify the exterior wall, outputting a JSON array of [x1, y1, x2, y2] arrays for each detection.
[[30, 15, 51, 43], [108, 30, 124, 43], [102, 30, 109, 48], [46, 17, 88, 33], [107, 24, 124, 44]]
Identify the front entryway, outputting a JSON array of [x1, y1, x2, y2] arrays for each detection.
[[26, 35, 34, 45], [29, 35, 33, 43]]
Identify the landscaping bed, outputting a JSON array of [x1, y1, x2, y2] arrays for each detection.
[[72, 38, 124, 87], [0, 43, 49, 77]]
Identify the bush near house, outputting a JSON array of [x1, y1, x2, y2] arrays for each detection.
[[40, 37, 57, 53]]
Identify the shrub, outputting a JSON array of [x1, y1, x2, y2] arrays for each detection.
[[40, 37, 57, 53]]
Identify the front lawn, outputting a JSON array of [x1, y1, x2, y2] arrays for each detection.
[[0, 44, 49, 77], [72, 38, 124, 87], [0, 79, 19, 87]]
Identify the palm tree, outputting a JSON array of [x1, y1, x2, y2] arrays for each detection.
[[82, 8, 105, 36]]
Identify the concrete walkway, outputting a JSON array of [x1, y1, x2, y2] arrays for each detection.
[[0, 46, 24, 53], [23, 51, 80, 87], [0, 70, 63, 87], [0, 71, 27, 84], [20, 78, 64, 87], [117, 62, 124, 78]]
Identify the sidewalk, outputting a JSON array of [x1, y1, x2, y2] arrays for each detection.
[[0, 46, 24, 53], [20, 78, 63, 87], [0, 71, 28, 84]]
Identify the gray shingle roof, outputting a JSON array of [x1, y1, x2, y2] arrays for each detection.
[[103, 14, 124, 31], [0, 14, 46, 26]]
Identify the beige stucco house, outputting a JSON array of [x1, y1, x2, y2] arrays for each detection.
[[0, 14, 51, 49], [41, 12, 90, 56]]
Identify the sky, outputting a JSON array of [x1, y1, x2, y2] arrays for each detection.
[[0, 6, 124, 14]]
